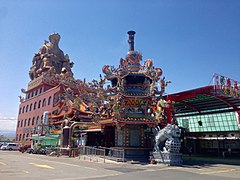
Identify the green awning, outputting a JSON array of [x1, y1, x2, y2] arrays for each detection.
[[30, 134, 60, 141]]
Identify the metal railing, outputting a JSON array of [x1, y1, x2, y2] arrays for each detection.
[[78, 146, 125, 162], [99, 146, 125, 162], [45, 146, 125, 163], [46, 147, 72, 157], [78, 146, 106, 163]]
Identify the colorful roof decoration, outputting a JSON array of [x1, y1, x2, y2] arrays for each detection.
[[167, 85, 240, 118], [42, 31, 172, 130]]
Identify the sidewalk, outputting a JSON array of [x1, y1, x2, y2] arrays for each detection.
[[182, 154, 240, 166]]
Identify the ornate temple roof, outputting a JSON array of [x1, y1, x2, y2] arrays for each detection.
[[35, 31, 172, 128]]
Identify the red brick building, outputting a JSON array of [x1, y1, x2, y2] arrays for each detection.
[[16, 33, 75, 145]]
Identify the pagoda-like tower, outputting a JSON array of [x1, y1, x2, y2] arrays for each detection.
[[99, 31, 171, 157]]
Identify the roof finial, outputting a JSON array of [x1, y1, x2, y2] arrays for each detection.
[[127, 30, 136, 51]]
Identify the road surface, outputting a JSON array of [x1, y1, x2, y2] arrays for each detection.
[[0, 151, 239, 180]]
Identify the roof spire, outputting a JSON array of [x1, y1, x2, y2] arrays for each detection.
[[127, 30, 136, 51]]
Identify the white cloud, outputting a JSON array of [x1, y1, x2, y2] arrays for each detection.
[[0, 116, 17, 131]]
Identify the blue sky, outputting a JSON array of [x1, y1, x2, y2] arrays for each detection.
[[0, 0, 240, 131]]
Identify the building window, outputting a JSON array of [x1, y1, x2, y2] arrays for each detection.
[[16, 134, 18, 141], [26, 133, 29, 140], [41, 115, 43, 124], [34, 102, 37, 110], [31, 91, 34, 98], [38, 100, 41, 108], [35, 90, 38, 96], [17, 120, 20, 128], [24, 119, 27, 127], [19, 134, 22, 141], [42, 98, 46, 107], [48, 96, 52, 105], [36, 116, 39, 125], [39, 87, 43, 93], [22, 106, 25, 114], [32, 117, 35, 126], [26, 105, 29, 113], [23, 134, 25, 141], [29, 104, 32, 111], [28, 118, 31, 126], [19, 108, 22, 115], [21, 120, 23, 127]]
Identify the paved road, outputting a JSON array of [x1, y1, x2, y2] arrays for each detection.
[[0, 151, 240, 180]]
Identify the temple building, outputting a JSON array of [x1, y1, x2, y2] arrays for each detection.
[[16, 31, 172, 160], [16, 31, 240, 160], [47, 31, 172, 159]]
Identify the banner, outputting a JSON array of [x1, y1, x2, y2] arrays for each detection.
[[213, 74, 240, 98]]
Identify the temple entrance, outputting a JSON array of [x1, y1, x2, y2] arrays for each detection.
[[85, 131, 102, 147], [85, 127, 115, 147], [129, 125, 141, 147], [104, 126, 115, 147]]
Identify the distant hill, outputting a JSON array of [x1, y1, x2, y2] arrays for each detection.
[[0, 130, 16, 138]]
